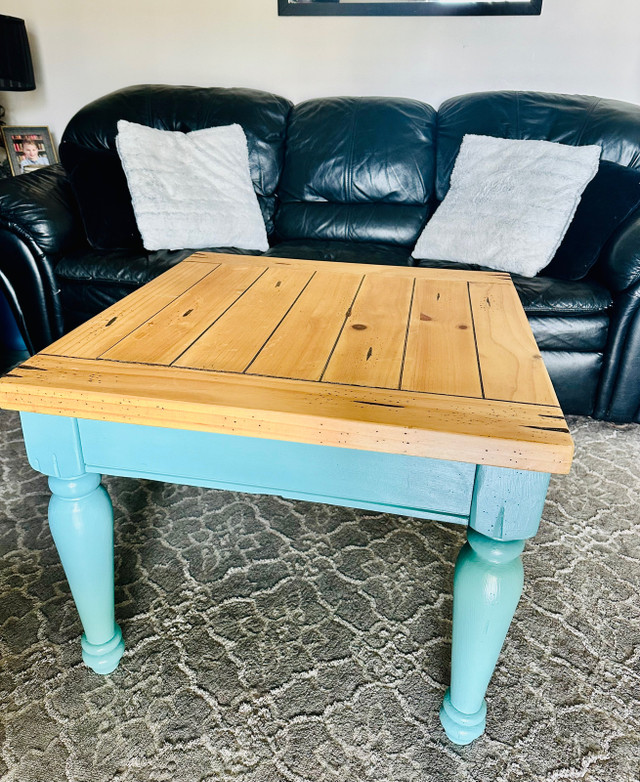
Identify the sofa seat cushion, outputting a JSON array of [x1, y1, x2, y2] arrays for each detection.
[[264, 240, 414, 266], [529, 315, 609, 352], [541, 351, 603, 415], [55, 245, 261, 329], [265, 240, 413, 266], [511, 273, 612, 316], [414, 258, 612, 315]]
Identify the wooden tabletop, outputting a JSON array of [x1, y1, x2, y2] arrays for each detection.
[[0, 253, 573, 473]]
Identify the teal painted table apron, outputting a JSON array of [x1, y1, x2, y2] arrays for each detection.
[[0, 254, 574, 746], [20, 411, 551, 746]]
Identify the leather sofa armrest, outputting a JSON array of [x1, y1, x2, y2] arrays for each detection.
[[596, 207, 640, 293], [0, 164, 83, 255], [0, 165, 85, 351], [595, 279, 640, 422]]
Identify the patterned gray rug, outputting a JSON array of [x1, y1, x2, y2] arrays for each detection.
[[0, 408, 638, 782]]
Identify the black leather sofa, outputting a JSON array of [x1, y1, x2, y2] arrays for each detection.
[[0, 86, 639, 421]]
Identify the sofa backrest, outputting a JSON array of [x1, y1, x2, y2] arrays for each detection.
[[274, 96, 437, 246], [435, 91, 640, 201], [60, 85, 292, 250]]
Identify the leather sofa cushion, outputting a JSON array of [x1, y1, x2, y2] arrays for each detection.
[[512, 274, 612, 315], [275, 97, 436, 246], [541, 351, 603, 416], [435, 91, 640, 202], [415, 258, 612, 315], [56, 241, 411, 291], [55, 245, 260, 287], [542, 161, 640, 281], [530, 315, 609, 352], [264, 240, 413, 266], [59, 85, 292, 250], [274, 202, 427, 247], [596, 210, 640, 293]]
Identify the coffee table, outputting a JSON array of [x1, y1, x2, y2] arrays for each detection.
[[0, 253, 573, 744]]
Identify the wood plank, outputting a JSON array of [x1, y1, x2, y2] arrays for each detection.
[[248, 269, 363, 381], [44, 260, 218, 360], [402, 279, 482, 396], [469, 281, 559, 406], [175, 266, 314, 372], [101, 263, 268, 365], [322, 273, 414, 389], [0, 355, 573, 473], [187, 251, 514, 284]]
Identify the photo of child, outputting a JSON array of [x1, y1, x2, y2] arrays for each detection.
[[1, 126, 57, 177], [16, 137, 50, 173]]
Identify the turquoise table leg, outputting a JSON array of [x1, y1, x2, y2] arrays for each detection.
[[48, 473, 125, 674], [440, 465, 550, 745], [20, 413, 125, 674]]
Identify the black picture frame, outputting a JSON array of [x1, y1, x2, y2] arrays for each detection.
[[279, 0, 542, 16], [1, 125, 58, 176]]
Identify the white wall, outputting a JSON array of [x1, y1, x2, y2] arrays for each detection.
[[3, 0, 640, 143]]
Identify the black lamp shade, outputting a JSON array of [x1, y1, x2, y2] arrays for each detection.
[[0, 15, 35, 91]]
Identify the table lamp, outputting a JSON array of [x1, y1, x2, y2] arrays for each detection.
[[0, 14, 36, 126]]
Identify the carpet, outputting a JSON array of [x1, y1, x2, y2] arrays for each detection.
[[0, 409, 638, 782]]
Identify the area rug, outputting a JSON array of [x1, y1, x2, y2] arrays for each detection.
[[0, 409, 638, 782]]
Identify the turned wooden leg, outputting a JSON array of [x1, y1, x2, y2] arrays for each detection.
[[48, 473, 125, 674], [440, 465, 550, 745], [20, 413, 125, 674], [439, 529, 524, 744]]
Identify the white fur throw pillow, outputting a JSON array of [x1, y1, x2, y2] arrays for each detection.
[[413, 135, 601, 277], [115, 120, 269, 252]]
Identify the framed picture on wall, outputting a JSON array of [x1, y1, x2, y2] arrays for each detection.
[[1, 126, 58, 176], [278, 0, 543, 15]]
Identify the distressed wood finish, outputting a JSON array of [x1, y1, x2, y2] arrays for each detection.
[[322, 273, 414, 389], [74, 417, 477, 522], [44, 260, 218, 360], [248, 270, 363, 381], [0, 253, 573, 474], [469, 281, 559, 406], [103, 263, 267, 365], [402, 278, 482, 396]]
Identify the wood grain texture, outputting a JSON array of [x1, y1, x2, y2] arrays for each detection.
[[175, 266, 313, 372], [103, 263, 267, 365], [402, 279, 482, 396], [45, 261, 217, 360], [248, 270, 363, 381], [469, 281, 559, 406], [322, 273, 414, 389], [0, 254, 574, 474], [2, 355, 573, 473]]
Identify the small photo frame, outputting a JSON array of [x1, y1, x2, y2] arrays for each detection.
[[1, 126, 58, 176]]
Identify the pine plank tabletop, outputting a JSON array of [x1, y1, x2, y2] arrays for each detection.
[[0, 253, 574, 474]]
